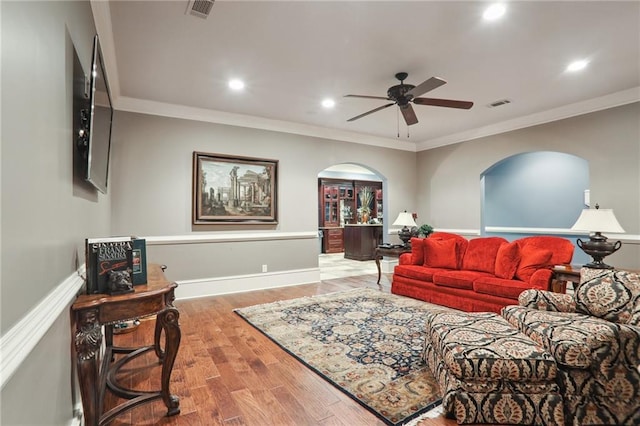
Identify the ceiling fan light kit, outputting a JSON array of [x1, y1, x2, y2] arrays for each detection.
[[345, 72, 474, 128]]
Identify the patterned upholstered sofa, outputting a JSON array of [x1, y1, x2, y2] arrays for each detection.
[[424, 311, 565, 425], [502, 267, 640, 425]]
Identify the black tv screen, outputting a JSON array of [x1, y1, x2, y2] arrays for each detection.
[[86, 34, 113, 194]]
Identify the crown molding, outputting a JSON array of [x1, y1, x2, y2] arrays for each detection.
[[416, 87, 640, 151], [113, 87, 640, 155], [90, 0, 120, 97], [91, 1, 638, 154], [115, 96, 416, 152]]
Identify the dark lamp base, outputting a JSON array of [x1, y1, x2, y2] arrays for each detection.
[[398, 227, 412, 247], [577, 233, 622, 270], [582, 261, 615, 270]]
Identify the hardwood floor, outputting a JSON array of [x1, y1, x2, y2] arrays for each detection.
[[104, 273, 458, 426]]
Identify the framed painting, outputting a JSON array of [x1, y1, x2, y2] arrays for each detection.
[[192, 152, 278, 224]]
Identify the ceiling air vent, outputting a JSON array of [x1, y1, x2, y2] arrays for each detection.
[[487, 99, 512, 108], [186, 0, 215, 19]]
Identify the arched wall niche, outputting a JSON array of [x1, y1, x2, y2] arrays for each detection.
[[481, 151, 590, 264]]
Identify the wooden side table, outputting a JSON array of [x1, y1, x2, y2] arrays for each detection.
[[71, 264, 181, 426], [375, 246, 411, 284], [551, 265, 581, 293]]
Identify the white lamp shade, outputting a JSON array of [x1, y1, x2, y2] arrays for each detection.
[[393, 212, 417, 228], [571, 208, 625, 233]]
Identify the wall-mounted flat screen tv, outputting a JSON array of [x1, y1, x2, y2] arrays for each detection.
[[85, 34, 113, 194]]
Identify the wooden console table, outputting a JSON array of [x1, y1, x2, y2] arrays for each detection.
[[374, 246, 411, 284], [71, 264, 180, 426]]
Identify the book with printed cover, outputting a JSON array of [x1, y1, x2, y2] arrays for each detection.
[[131, 237, 147, 285], [85, 237, 133, 294]]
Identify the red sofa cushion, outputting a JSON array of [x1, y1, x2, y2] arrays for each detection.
[[433, 270, 493, 290], [517, 236, 574, 265], [515, 245, 553, 282], [461, 237, 507, 274], [495, 241, 521, 279], [429, 232, 469, 269], [423, 238, 458, 269], [473, 276, 533, 300], [409, 237, 425, 265]]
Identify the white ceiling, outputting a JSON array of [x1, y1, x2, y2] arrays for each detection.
[[94, 1, 640, 151]]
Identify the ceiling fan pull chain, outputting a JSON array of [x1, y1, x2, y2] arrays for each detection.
[[397, 108, 400, 138]]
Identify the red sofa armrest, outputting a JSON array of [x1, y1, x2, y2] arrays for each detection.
[[399, 252, 412, 265], [529, 268, 553, 290]]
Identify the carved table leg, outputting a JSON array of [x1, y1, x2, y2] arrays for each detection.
[[551, 279, 567, 293], [75, 309, 103, 426], [375, 253, 382, 284], [154, 314, 164, 360], [156, 307, 181, 416]]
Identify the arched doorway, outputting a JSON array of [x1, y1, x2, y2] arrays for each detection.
[[317, 163, 386, 279]]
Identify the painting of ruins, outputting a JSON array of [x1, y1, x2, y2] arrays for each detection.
[[193, 152, 278, 224]]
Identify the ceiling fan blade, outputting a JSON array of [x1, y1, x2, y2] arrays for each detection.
[[406, 77, 447, 98], [400, 104, 418, 126], [347, 103, 395, 122], [413, 97, 474, 109], [344, 94, 391, 101]]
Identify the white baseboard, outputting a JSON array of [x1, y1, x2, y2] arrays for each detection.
[[175, 268, 321, 300], [69, 403, 84, 426], [380, 258, 399, 274]]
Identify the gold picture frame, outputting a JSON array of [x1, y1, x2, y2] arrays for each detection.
[[192, 152, 278, 224]]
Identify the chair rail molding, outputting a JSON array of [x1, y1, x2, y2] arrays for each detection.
[[144, 231, 318, 245], [485, 226, 639, 243], [0, 266, 85, 390], [387, 228, 481, 237]]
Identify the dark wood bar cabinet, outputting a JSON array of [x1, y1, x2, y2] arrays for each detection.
[[343, 224, 383, 261]]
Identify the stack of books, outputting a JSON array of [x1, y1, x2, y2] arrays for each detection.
[[85, 236, 147, 294]]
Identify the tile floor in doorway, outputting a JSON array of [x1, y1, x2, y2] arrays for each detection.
[[319, 252, 379, 280]]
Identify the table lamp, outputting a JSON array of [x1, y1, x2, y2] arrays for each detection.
[[393, 211, 417, 247], [570, 204, 625, 269]]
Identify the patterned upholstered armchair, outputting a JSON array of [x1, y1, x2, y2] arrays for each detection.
[[501, 268, 640, 426]]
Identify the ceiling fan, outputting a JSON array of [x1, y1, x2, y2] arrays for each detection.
[[345, 72, 473, 126]]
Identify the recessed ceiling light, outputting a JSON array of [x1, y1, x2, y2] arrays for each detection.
[[228, 79, 245, 91], [566, 60, 589, 72], [483, 3, 506, 21], [321, 98, 335, 109]]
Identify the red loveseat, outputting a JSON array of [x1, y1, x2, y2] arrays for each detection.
[[391, 232, 574, 313]]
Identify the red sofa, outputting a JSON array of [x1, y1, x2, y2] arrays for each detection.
[[391, 232, 574, 313]]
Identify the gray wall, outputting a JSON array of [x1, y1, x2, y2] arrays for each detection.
[[1, 1, 109, 424], [109, 111, 418, 282], [417, 102, 640, 269], [1, 1, 638, 424]]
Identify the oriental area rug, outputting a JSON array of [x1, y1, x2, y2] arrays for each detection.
[[234, 288, 454, 425]]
